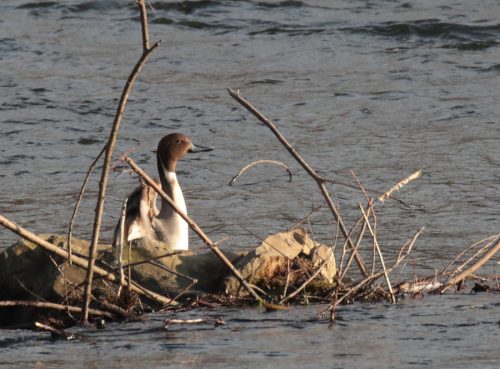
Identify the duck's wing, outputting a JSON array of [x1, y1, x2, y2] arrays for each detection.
[[112, 180, 159, 246]]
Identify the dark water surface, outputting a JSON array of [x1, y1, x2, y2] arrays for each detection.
[[1, 294, 499, 369], [0, 0, 499, 367]]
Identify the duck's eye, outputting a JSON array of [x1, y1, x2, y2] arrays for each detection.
[[176, 139, 181, 144]]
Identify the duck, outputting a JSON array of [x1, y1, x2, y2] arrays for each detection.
[[114, 133, 212, 251]]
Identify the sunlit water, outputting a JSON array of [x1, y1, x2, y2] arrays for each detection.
[[0, 0, 499, 367]]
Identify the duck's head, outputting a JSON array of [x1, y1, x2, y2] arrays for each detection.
[[157, 133, 212, 172]]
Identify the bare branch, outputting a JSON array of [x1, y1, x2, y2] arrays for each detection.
[[229, 159, 292, 185], [81, 0, 161, 323], [67, 144, 106, 265], [228, 88, 369, 278], [378, 169, 422, 203]]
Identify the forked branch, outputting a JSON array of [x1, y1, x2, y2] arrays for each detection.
[[228, 88, 369, 278]]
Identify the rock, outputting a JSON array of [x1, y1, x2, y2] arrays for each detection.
[[224, 228, 336, 297], [0, 228, 336, 326], [122, 238, 244, 295], [0, 235, 111, 326]]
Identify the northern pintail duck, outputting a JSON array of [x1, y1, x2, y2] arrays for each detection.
[[115, 133, 212, 250]]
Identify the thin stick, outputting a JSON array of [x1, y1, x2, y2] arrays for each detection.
[[359, 204, 395, 303], [452, 238, 497, 276], [122, 156, 264, 303], [117, 250, 186, 270], [117, 198, 127, 297], [378, 169, 422, 202], [67, 144, 106, 265], [326, 227, 424, 314], [441, 236, 500, 293], [0, 300, 113, 319], [138, 0, 150, 52], [287, 205, 322, 231], [0, 214, 172, 306], [326, 178, 412, 207], [81, 0, 161, 324], [441, 233, 500, 274], [229, 159, 292, 185], [35, 322, 75, 340], [280, 258, 330, 304], [164, 317, 226, 328], [281, 259, 291, 299], [228, 88, 369, 278], [338, 210, 368, 282]]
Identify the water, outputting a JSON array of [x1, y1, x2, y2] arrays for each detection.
[[1, 294, 498, 369], [0, 0, 499, 367]]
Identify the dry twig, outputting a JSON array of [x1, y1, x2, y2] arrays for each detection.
[[116, 198, 127, 297], [378, 169, 422, 202], [280, 258, 330, 304], [81, 0, 161, 324], [0, 300, 113, 319], [67, 144, 106, 265], [440, 236, 500, 293], [359, 204, 396, 303], [164, 317, 226, 328], [35, 321, 75, 340], [228, 88, 369, 278], [229, 159, 292, 185]]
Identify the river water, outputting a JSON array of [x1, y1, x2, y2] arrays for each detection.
[[0, 0, 499, 367]]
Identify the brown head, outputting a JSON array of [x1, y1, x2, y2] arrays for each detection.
[[156, 133, 212, 173]]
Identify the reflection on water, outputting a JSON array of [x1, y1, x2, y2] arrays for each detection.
[[0, 0, 499, 366]]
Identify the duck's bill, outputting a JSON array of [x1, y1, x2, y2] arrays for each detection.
[[189, 143, 213, 153]]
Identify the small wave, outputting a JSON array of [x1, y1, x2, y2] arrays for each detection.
[[249, 25, 325, 36], [344, 19, 500, 45], [151, 0, 217, 14], [255, 1, 307, 9], [78, 137, 102, 146], [17, 1, 57, 9], [66, 1, 127, 13], [441, 40, 498, 51], [479, 64, 500, 72], [246, 79, 284, 85], [151, 17, 174, 25]]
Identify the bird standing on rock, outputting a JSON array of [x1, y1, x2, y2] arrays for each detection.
[[114, 133, 212, 251]]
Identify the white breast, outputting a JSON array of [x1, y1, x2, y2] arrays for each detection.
[[153, 171, 189, 250]]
